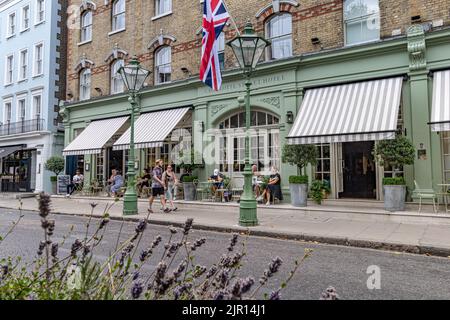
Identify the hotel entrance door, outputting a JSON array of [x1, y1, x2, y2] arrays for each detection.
[[338, 141, 376, 199]]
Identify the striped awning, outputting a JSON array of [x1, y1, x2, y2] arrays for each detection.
[[0, 145, 23, 159], [63, 116, 129, 156], [113, 107, 190, 150], [430, 70, 450, 132], [287, 77, 403, 144]]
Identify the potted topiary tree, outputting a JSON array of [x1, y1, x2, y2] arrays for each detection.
[[282, 144, 318, 207], [178, 149, 204, 201], [374, 135, 415, 212], [44, 156, 65, 194]]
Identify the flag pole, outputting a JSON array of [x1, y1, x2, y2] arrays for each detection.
[[222, 0, 241, 36]]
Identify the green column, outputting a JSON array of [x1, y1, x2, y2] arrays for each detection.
[[123, 93, 138, 215]]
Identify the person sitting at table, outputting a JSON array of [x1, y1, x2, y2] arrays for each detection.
[[262, 166, 283, 206], [106, 169, 124, 197], [66, 169, 84, 197], [137, 168, 151, 196], [210, 168, 224, 193]]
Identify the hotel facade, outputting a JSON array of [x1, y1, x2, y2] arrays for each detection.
[[61, 0, 450, 202], [0, 0, 67, 193]]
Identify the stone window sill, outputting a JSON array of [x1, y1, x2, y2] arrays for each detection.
[[78, 40, 92, 46], [151, 11, 173, 21], [108, 28, 126, 36]]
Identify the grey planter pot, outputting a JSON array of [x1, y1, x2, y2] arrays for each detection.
[[183, 182, 197, 201], [290, 183, 308, 207], [384, 185, 406, 212]]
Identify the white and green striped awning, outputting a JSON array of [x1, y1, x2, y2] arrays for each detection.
[[430, 70, 450, 132], [63, 116, 129, 156], [287, 77, 403, 145], [113, 107, 190, 150]]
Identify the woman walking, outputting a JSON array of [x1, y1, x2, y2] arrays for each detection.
[[162, 164, 178, 212]]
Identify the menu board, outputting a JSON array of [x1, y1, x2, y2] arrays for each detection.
[[57, 175, 71, 195]]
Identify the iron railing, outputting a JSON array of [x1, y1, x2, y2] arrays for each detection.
[[0, 118, 45, 136]]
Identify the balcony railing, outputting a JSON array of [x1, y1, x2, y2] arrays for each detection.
[[0, 118, 45, 137]]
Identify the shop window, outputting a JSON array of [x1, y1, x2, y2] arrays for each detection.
[[442, 132, 450, 183], [315, 144, 331, 183], [266, 13, 292, 60], [95, 153, 105, 184], [344, 0, 380, 46]]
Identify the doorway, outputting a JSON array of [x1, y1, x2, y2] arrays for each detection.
[[339, 141, 376, 199]]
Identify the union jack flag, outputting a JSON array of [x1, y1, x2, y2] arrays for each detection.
[[200, 0, 230, 91]]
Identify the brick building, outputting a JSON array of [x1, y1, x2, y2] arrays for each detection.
[[61, 0, 450, 202]]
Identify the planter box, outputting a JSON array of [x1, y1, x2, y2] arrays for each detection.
[[384, 185, 406, 212], [183, 182, 197, 201], [289, 183, 308, 207]]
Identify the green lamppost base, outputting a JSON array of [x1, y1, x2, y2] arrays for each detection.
[[239, 169, 258, 227], [123, 192, 138, 216]]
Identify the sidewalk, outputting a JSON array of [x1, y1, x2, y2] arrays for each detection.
[[1, 195, 450, 257]]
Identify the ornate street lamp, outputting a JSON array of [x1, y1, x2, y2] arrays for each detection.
[[118, 56, 151, 215], [227, 21, 270, 227]]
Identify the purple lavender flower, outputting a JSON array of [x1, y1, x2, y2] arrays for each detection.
[[70, 239, 82, 257], [37, 240, 46, 256], [206, 265, 218, 279], [260, 257, 283, 285], [269, 289, 281, 300], [169, 227, 178, 234], [47, 220, 55, 236], [132, 271, 140, 281], [135, 220, 147, 234], [131, 281, 143, 299], [228, 233, 239, 252], [51, 243, 58, 258], [99, 217, 110, 230], [38, 192, 51, 218], [190, 238, 206, 251], [193, 265, 207, 278], [183, 218, 194, 235], [213, 290, 228, 300], [240, 277, 255, 294]]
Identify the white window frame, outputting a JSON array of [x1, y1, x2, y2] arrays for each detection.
[[18, 48, 28, 81], [110, 59, 124, 94], [343, 0, 380, 46], [217, 32, 225, 70], [35, 0, 45, 25], [155, 46, 172, 85], [5, 54, 14, 85], [154, 0, 172, 19], [7, 11, 16, 38], [265, 13, 293, 61], [21, 4, 30, 32], [79, 68, 91, 100], [16, 95, 27, 121], [33, 42, 44, 77], [3, 99, 13, 123], [111, 0, 126, 32], [80, 10, 93, 43], [31, 90, 42, 119]]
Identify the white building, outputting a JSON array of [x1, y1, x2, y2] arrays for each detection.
[[0, 0, 66, 193]]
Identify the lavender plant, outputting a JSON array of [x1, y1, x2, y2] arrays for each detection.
[[0, 193, 337, 300]]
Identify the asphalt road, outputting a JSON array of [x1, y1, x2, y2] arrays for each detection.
[[1, 208, 450, 300]]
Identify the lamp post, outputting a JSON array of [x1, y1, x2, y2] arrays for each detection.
[[118, 56, 151, 215], [227, 21, 270, 227]]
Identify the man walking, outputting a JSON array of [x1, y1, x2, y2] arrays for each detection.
[[148, 159, 169, 213]]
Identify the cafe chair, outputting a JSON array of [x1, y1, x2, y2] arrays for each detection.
[[412, 180, 438, 213]]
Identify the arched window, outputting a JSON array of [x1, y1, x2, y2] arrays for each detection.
[[216, 111, 281, 174], [110, 59, 124, 94], [112, 0, 125, 31], [80, 11, 92, 42], [344, 0, 380, 45], [155, 46, 171, 84], [266, 13, 292, 60], [79, 69, 91, 100]]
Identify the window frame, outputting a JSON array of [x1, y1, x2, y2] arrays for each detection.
[[111, 0, 126, 32], [154, 0, 172, 18], [17, 95, 27, 121], [33, 42, 44, 77], [343, 0, 380, 46], [31, 91, 42, 119], [80, 10, 93, 43], [154, 46, 172, 85], [79, 68, 92, 101], [21, 4, 30, 32], [7, 11, 16, 38], [5, 54, 14, 85], [35, 0, 45, 25], [3, 99, 13, 123], [18, 48, 28, 81], [265, 13, 293, 61], [110, 59, 124, 94]]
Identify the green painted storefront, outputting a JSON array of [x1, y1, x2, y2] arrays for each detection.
[[61, 25, 450, 202]]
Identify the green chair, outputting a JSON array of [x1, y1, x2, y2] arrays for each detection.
[[196, 182, 211, 201], [411, 180, 438, 213]]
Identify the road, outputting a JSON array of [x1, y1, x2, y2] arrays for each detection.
[[1, 208, 450, 300]]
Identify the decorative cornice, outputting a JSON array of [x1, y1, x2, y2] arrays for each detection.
[[104, 43, 129, 64], [74, 53, 95, 72], [407, 24, 427, 72], [255, 0, 299, 18], [80, 0, 96, 12], [148, 30, 177, 51]]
